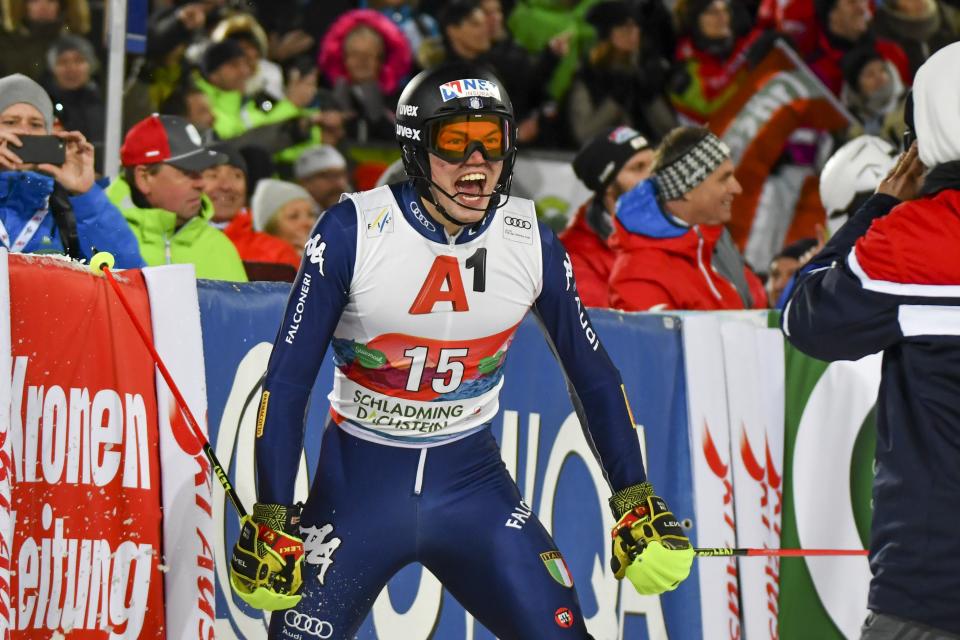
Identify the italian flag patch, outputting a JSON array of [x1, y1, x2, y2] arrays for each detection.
[[540, 551, 573, 587]]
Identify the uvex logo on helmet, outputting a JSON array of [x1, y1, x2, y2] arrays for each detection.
[[396, 124, 421, 140], [439, 78, 502, 103]]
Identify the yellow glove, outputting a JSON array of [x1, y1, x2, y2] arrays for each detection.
[[229, 502, 304, 611], [609, 483, 694, 595]]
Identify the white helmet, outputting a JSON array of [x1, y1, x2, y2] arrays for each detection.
[[820, 136, 898, 235]]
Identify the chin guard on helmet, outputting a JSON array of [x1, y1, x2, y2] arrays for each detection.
[[394, 63, 519, 226]]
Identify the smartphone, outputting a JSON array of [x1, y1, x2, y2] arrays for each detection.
[[16, 135, 66, 165], [902, 90, 915, 150]]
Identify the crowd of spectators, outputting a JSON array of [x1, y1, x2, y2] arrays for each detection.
[[0, 0, 956, 301]]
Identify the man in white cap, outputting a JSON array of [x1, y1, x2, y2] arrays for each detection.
[[784, 41, 960, 639], [294, 144, 351, 211]]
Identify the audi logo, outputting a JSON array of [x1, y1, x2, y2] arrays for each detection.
[[284, 611, 334, 638], [504, 216, 532, 229]]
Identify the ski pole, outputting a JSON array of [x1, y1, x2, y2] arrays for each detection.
[[90, 252, 248, 519], [695, 547, 868, 558]]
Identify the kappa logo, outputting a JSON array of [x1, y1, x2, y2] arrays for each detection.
[[304, 234, 326, 275], [303, 233, 327, 275], [563, 253, 574, 291], [283, 611, 334, 638], [301, 523, 342, 585], [396, 124, 421, 140], [364, 205, 395, 237], [397, 104, 419, 117], [439, 78, 502, 102], [410, 201, 437, 232]]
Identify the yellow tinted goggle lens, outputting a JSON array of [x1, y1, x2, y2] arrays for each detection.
[[430, 116, 508, 161]]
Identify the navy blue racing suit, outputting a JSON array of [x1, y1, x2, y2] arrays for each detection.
[[255, 181, 646, 638]]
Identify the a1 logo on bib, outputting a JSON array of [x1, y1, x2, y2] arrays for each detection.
[[364, 205, 395, 237]]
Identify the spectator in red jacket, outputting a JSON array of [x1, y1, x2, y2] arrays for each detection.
[[202, 143, 301, 271], [608, 126, 767, 311], [756, 0, 820, 57], [560, 126, 654, 307], [808, 0, 911, 95], [669, 0, 764, 123]]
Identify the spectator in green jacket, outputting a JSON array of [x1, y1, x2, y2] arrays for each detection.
[[193, 39, 322, 163], [106, 114, 248, 282], [506, 0, 601, 100]]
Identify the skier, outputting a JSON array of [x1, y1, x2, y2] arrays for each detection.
[[230, 62, 694, 638]]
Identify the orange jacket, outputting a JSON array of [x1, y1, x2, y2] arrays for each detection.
[[223, 209, 300, 269]]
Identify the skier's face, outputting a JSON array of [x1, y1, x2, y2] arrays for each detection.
[[426, 149, 503, 232]]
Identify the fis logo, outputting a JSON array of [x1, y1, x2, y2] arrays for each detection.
[[397, 104, 419, 117], [396, 124, 421, 140], [364, 206, 394, 237], [439, 78, 501, 102]]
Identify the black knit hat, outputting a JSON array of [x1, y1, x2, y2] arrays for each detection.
[[573, 126, 651, 193], [585, 1, 635, 40], [201, 39, 247, 77], [842, 46, 883, 91]]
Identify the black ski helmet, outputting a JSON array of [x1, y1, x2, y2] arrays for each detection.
[[395, 62, 518, 222]]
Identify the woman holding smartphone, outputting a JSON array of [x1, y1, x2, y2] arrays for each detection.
[[0, 73, 143, 266]]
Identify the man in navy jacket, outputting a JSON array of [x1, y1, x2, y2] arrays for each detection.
[[783, 41, 960, 639]]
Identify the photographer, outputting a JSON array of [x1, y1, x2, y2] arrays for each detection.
[[0, 73, 143, 266]]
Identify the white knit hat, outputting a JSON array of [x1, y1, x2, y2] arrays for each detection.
[[294, 145, 347, 180], [914, 41, 960, 167], [250, 178, 315, 231]]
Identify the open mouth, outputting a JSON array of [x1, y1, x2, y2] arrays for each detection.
[[454, 172, 487, 205]]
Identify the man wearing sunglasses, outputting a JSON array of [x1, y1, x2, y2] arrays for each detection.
[[232, 62, 693, 639]]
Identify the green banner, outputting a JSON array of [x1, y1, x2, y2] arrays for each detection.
[[778, 344, 879, 639]]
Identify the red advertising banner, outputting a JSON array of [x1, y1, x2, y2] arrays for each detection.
[[8, 255, 165, 638]]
